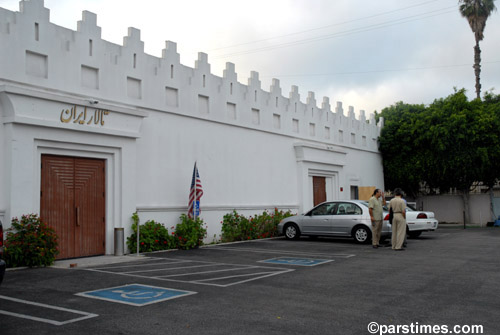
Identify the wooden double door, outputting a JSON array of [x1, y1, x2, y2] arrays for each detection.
[[40, 155, 106, 259], [313, 176, 327, 206]]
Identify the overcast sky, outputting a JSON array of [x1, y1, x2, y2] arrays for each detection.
[[1, 0, 499, 115]]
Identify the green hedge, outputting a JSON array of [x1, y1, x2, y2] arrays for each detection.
[[127, 213, 207, 252], [221, 209, 294, 242], [127, 209, 293, 253]]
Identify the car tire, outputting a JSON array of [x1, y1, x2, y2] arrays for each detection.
[[352, 225, 372, 244], [284, 223, 301, 240], [408, 231, 422, 239]]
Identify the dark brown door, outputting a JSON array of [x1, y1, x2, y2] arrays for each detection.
[[313, 176, 327, 206], [41, 155, 105, 259]]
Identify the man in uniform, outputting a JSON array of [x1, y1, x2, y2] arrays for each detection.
[[389, 188, 407, 251], [369, 188, 386, 248]]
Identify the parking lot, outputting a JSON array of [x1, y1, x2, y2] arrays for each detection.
[[1, 228, 499, 335]]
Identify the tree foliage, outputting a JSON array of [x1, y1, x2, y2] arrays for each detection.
[[379, 89, 500, 200], [378, 102, 426, 198], [459, 0, 497, 41]]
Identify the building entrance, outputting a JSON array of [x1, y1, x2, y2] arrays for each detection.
[[313, 176, 327, 206], [40, 155, 105, 259]]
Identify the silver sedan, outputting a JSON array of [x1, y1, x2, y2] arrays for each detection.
[[278, 200, 391, 244]]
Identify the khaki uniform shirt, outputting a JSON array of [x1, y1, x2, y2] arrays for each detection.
[[368, 196, 383, 221], [389, 197, 406, 215]]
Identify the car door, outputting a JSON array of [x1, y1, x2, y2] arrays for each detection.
[[300, 202, 336, 235], [330, 202, 363, 235]]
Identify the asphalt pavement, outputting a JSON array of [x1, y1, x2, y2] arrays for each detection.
[[0, 227, 499, 335]]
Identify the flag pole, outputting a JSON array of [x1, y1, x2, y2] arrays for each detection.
[[193, 162, 197, 221], [136, 214, 140, 256]]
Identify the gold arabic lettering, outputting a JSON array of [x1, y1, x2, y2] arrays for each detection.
[[60, 106, 76, 123], [59, 105, 110, 126]]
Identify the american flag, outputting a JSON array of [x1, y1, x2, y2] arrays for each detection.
[[188, 162, 203, 218]]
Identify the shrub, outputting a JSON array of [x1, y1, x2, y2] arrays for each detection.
[[3, 214, 59, 268], [221, 208, 294, 242], [174, 214, 207, 250], [127, 212, 175, 253], [221, 210, 249, 242]]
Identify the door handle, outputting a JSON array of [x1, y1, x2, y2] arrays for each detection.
[[76, 207, 80, 226]]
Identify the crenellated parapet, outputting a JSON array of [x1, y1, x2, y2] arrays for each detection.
[[0, 0, 382, 151]]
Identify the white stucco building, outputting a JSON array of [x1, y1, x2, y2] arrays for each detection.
[[0, 0, 384, 258]]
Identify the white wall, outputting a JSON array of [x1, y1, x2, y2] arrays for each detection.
[[0, 0, 385, 252], [418, 194, 493, 225]]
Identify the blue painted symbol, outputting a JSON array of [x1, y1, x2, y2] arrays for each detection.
[[77, 284, 197, 306], [261, 257, 333, 266], [111, 289, 165, 300]]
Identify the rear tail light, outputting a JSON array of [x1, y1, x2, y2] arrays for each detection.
[[417, 213, 428, 219], [384, 214, 389, 220]]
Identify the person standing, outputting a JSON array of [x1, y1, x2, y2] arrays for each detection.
[[402, 195, 408, 248], [389, 188, 406, 251], [369, 188, 386, 248]]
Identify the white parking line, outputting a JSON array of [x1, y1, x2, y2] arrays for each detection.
[[0, 295, 98, 326], [227, 238, 362, 249], [85, 258, 294, 287], [207, 246, 355, 258], [193, 271, 292, 287], [157, 266, 257, 278], [259, 257, 334, 266], [95, 259, 187, 270], [121, 263, 219, 274]]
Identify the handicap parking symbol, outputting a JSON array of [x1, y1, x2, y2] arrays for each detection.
[[260, 257, 333, 266], [77, 284, 197, 306]]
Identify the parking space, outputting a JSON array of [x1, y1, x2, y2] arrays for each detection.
[[75, 237, 360, 290], [84, 257, 295, 287], [205, 244, 356, 259], [1, 229, 499, 335], [0, 295, 98, 326], [76, 284, 196, 306]]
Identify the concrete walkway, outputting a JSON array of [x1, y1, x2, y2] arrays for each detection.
[[52, 254, 145, 269]]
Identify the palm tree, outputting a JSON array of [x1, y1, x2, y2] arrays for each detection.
[[458, 0, 497, 99]]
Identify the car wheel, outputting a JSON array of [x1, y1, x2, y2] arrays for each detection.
[[408, 231, 422, 239], [284, 223, 300, 240], [353, 225, 372, 244]]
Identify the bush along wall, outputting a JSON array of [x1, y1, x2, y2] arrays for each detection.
[[174, 214, 207, 250], [127, 213, 207, 252], [3, 214, 59, 268], [221, 209, 294, 243], [128, 209, 293, 253], [127, 212, 176, 252]]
